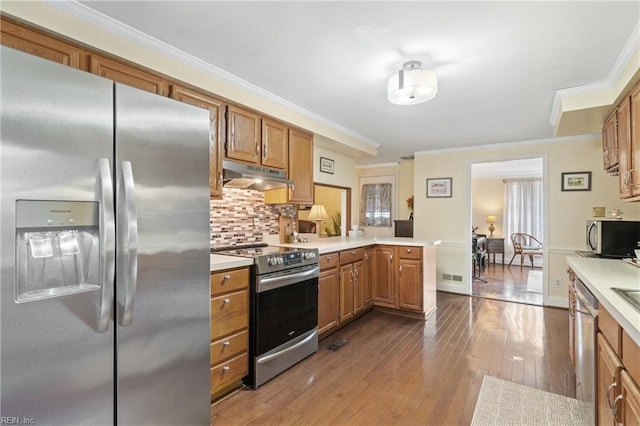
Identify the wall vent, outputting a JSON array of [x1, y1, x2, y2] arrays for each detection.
[[452, 275, 463, 282], [442, 273, 453, 281]]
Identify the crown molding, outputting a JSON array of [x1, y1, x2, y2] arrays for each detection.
[[549, 21, 640, 127], [45, 0, 379, 149]]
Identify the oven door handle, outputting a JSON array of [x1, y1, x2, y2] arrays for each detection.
[[257, 266, 319, 292], [257, 330, 318, 365]]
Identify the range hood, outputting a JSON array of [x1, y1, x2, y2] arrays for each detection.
[[222, 160, 294, 191]]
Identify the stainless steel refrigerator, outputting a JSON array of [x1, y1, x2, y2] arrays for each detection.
[[0, 46, 211, 425]]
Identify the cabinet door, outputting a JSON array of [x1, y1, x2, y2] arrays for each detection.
[[318, 268, 339, 335], [373, 246, 395, 307], [171, 85, 224, 198], [597, 333, 622, 426], [602, 111, 618, 171], [339, 264, 355, 324], [364, 248, 375, 306], [226, 105, 260, 164], [288, 128, 314, 204], [261, 119, 288, 170], [397, 258, 422, 311], [1, 18, 84, 69], [90, 54, 168, 96], [620, 369, 640, 426], [631, 84, 640, 197], [353, 260, 366, 314], [618, 96, 633, 198]]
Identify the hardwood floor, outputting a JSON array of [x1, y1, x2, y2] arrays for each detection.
[[472, 262, 543, 305], [211, 292, 574, 425]]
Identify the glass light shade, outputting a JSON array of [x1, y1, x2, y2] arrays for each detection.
[[387, 68, 438, 105]]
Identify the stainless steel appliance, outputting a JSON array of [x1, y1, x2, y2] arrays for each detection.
[[222, 160, 293, 190], [586, 219, 640, 258], [212, 244, 319, 387], [574, 277, 598, 412], [1, 47, 211, 425]]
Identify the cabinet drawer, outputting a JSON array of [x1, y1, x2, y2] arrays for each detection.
[[599, 305, 622, 355], [320, 253, 339, 270], [211, 352, 248, 397], [211, 290, 249, 340], [211, 268, 249, 296], [340, 248, 364, 264], [398, 246, 422, 260], [211, 330, 248, 366]]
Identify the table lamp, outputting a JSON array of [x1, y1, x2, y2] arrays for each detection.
[[307, 204, 329, 237], [486, 215, 496, 238]]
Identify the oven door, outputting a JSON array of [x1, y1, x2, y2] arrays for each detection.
[[254, 265, 319, 356]]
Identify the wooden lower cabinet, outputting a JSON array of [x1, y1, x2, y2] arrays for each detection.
[[339, 263, 356, 324], [363, 246, 375, 307], [621, 369, 640, 425], [318, 255, 340, 336], [210, 267, 249, 401], [374, 245, 423, 314], [597, 333, 622, 425]]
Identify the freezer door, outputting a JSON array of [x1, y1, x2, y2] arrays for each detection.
[[0, 47, 115, 424], [114, 84, 211, 425]]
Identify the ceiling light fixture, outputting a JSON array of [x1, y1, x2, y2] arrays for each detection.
[[387, 60, 438, 105]]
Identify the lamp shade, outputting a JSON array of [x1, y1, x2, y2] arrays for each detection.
[[307, 205, 329, 221], [387, 61, 438, 105], [486, 215, 497, 224]]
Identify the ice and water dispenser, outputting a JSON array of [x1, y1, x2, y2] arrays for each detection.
[[15, 200, 100, 302]]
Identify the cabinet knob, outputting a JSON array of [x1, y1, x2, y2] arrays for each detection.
[[407, 249, 412, 253], [222, 366, 230, 373], [222, 341, 230, 347], [223, 274, 231, 281], [222, 298, 230, 304]]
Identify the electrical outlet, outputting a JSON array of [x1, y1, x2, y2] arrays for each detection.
[[554, 278, 562, 288]]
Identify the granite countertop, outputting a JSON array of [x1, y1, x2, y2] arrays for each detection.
[[566, 256, 640, 347]]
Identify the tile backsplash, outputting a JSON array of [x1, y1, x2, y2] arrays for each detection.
[[210, 188, 294, 248]]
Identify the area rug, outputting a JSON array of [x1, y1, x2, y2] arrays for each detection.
[[471, 375, 593, 425], [526, 269, 543, 293]]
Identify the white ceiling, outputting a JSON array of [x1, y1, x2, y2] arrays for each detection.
[[77, 1, 639, 165]]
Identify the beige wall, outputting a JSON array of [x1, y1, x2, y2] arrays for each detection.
[[414, 136, 640, 307], [471, 178, 505, 238]]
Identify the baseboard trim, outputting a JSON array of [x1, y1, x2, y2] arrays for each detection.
[[437, 282, 469, 295]]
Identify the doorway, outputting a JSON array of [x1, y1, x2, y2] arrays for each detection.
[[298, 183, 351, 236], [470, 158, 544, 306]]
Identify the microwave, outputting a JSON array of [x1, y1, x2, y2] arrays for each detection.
[[586, 220, 640, 258]]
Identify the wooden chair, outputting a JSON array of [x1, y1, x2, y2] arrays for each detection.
[[508, 233, 543, 269]]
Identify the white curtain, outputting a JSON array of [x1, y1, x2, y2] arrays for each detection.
[[503, 178, 543, 242]]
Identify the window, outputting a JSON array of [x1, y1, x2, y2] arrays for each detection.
[[359, 183, 392, 227]]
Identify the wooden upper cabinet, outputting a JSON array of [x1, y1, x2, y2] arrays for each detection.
[[618, 96, 633, 198], [261, 118, 288, 170], [602, 110, 618, 171], [170, 84, 225, 198], [1, 18, 84, 69], [89, 54, 168, 96], [630, 83, 640, 197], [226, 105, 261, 164], [288, 128, 314, 204]]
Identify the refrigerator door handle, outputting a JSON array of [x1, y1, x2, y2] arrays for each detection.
[[117, 161, 138, 327], [97, 158, 115, 333]]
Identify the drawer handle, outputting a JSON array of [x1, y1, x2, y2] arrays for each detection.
[[223, 341, 230, 347], [222, 366, 230, 373], [607, 382, 618, 409], [222, 298, 230, 304], [223, 274, 231, 281], [612, 394, 623, 422], [407, 249, 412, 253]]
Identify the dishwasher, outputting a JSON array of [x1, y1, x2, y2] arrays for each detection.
[[574, 277, 598, 408]]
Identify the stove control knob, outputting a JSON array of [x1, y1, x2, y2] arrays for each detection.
[[267, 258, 277, 266], [303, 252, 316, 260]]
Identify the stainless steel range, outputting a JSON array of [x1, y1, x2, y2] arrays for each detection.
[[212, 244, 319, 387]]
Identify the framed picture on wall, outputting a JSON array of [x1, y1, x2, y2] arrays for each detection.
[[561, 171, 591, 191], [426, 177, 452, 198], [320, 157, 334, 174]]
